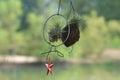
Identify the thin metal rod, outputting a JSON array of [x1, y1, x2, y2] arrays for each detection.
[[57, 0, 61, 14]]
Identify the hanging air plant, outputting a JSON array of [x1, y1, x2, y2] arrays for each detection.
[[62, 16, 80, 47], [48, 22, 62, 42], [42, 0, 81, 76]]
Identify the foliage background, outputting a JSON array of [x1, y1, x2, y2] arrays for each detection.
[[0, 0, 120, 59]]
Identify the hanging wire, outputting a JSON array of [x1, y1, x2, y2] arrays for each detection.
[[67, 0, 76, 19], [57, 0, 61, 14]]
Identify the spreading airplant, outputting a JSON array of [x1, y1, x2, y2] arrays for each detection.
[[48, 22, 62, 42], [62, 16, 80, 47]]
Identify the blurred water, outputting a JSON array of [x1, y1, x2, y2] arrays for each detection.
[[0, 63, 120, 80]]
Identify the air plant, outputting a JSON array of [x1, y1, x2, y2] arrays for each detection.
[[48, 22, 62, 42], [62, 15, 80, 47]]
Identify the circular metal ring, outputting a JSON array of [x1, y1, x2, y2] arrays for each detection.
[[43, 14, 70, 47]]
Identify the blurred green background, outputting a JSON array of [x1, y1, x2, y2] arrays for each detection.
[[0, 0, 120, 80]]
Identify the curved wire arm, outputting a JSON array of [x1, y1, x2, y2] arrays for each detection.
[[70, 0, 75, 14], [67, 0, 76, 19], [41, 45, 64, 59]]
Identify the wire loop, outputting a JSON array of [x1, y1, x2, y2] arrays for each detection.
[[43, 14, 70, 47]]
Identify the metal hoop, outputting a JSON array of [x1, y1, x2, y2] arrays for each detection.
[[43, 14, 70, 47]]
